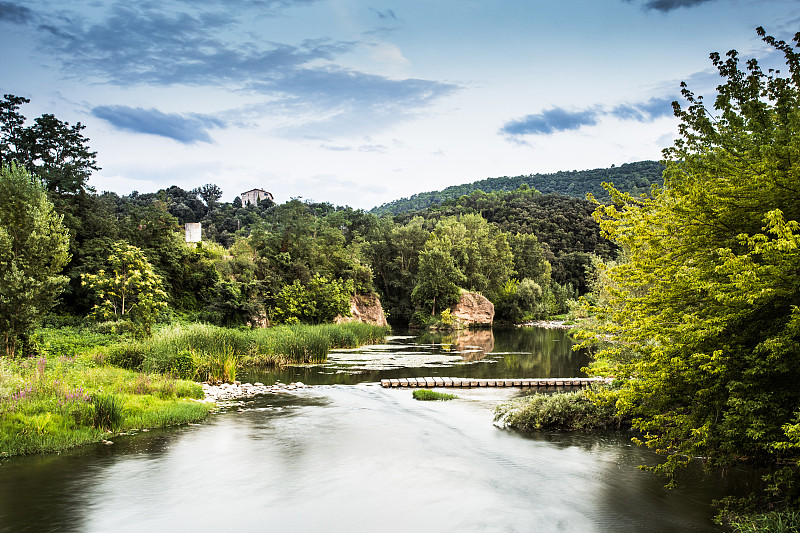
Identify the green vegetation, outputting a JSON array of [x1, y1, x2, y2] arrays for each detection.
[[577, 28, 800, 515], [109, 321, 391, 375], [412, 389, 458, 401], [724, 511, 800, 533], [371, 161, 664, 215], [0, 321, 388, 457], [0, 164, 70, 357], [82, 242, 168, 338], [0, 335, 210, 456], [493, 389, 627, 431]]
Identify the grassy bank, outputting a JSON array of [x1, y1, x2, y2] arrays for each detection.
[[1, 321, 389, 457], [0, 351, 210, 456], [493, 389, 628, 431]]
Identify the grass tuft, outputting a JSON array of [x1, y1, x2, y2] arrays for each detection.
[[413, 389, 458, 401]]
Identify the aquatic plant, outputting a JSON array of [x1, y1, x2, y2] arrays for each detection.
[[413, 389, 458, 401]]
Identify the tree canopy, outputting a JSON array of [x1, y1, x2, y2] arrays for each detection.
[[0, 164, 70, 356], [581, 28, 800, 506]]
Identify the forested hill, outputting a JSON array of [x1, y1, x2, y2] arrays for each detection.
[[371, 160, 664, 215]]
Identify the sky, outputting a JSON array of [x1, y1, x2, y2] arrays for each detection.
[[2, 0, 799, 209]]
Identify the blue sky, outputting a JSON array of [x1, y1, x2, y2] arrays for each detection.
[[2, 0, 798, 208]]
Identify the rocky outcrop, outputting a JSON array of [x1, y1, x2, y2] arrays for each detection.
[[450, 291, 494, 327], [335, 293, 388, 326]]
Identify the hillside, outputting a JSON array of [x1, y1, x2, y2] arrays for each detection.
[[371, 160, 664, 215]]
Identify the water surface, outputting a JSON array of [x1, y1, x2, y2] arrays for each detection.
[[0, 328, 747, 532]]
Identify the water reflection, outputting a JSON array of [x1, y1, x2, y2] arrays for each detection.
[[241, 326, 590, 386]]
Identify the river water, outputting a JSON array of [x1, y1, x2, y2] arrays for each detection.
[[0, 328, 748, 532]]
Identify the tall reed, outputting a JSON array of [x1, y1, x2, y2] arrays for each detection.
[[113, 322, 390, 379]]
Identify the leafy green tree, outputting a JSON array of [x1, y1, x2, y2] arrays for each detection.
[[0, 95, 98, 197], [82, 242, 167, 337], [429, 214, 513, 301], [581, 28, 800, 505], [194, 183, 222, 210], [411, 245, 465, 316], [0, 164, 70, 357], [273, 274, 353, 324]]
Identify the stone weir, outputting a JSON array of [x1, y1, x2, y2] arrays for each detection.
[[381, 377, 610, 389]]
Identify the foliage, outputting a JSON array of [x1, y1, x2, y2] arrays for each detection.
[[0, 94, 99, 197], [0, 343, 209, 457], [723, 510, 800, 533], [371, 161, 664, 215], [82, 242, 168, 337], [578, 28, 800, 501], [411, 246, 465, 316], [110, 321, 390, 374], [90, 393, 123, 431], [0, 164, 71, 357], [273, 274, 354, 325], [493, 389, 626, 431], [412, 389, 458, 401]]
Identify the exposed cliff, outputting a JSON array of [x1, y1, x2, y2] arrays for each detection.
[[335, 293, 388, 326], [450, 291, 494, 327]]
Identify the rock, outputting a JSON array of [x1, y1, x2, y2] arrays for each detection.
[[450, 291, 494, 326], [335, 293, 388, 326]]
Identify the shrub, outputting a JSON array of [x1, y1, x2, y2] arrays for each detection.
[[494, 389, 627, 431]]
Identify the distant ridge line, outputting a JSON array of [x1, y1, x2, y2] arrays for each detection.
[[370, 160, 664, 215]]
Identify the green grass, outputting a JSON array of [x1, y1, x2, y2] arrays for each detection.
[[413, 389, 458, 401], [0, 345, 210, 457], [493, 389, 627, 431], [109, 321, 391, 378], [0, 320, 390, 457], [725, 511, 800, 533]]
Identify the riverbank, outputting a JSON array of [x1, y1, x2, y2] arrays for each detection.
[[0, 321, 390, 457]]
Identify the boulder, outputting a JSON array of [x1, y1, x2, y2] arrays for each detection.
[[335, 293, 388, 326], [450, 291, 494, 327]]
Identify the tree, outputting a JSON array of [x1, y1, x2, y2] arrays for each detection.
[[411, 245, 465, 316], [0, 95, 98, 197], [82, 242, 167, 337], [581, 28, 800, 506], [195, 183, 222, 210], [0, 164, 70, 357], [273, 274, 353, 324]]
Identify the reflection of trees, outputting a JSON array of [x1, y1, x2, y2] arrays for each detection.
[[240, 327, 591, 384]]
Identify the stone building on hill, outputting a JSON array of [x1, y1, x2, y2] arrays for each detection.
[[240, 188, 273, 206]]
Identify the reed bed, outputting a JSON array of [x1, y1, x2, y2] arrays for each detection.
[[109, 322, 390, 380]]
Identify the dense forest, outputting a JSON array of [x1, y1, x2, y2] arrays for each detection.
[[1, 92, 622, 341], [371, 160, 664, 215]]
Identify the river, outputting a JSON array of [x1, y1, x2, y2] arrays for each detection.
[[0, 327, 749, 532]]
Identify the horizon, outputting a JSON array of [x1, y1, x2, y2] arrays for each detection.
[[2, 0, 798, 209]]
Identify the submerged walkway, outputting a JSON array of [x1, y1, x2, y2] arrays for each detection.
[[380, 377, 609, 389]]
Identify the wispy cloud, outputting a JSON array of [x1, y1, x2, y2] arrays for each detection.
[[370, 8, 399, 20], [25, 1, 456, 137], [0, 2, 33, 24], [501, 107, 601, 136], [610, 97, 676, 121], [501, 97, 676, 139], [623, 0, 717, 12], [91, 106, 225, 144]]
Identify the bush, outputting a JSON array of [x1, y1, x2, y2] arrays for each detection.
[[494, 389, 627, 431]]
